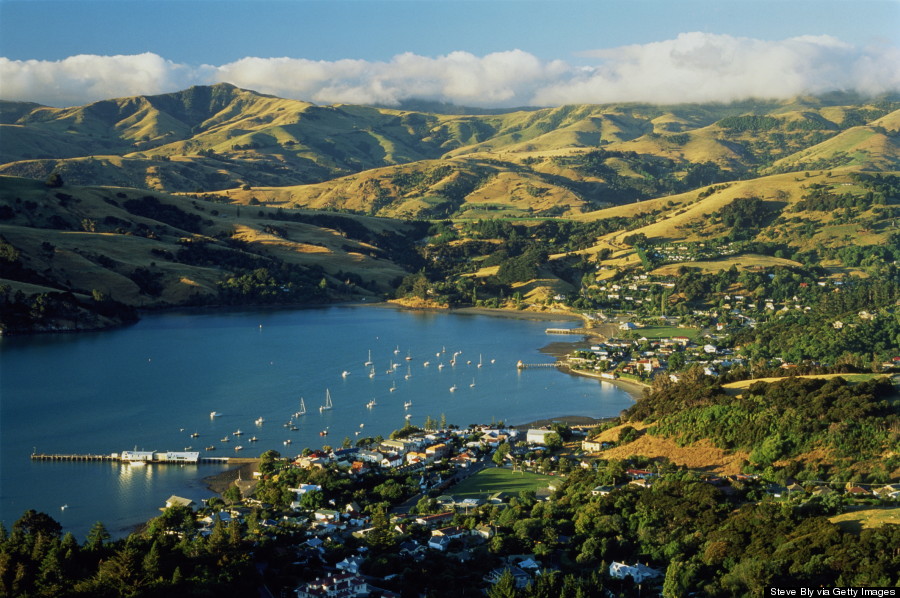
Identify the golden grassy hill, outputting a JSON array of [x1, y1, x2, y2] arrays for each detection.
[[0, 176, 414, 312]]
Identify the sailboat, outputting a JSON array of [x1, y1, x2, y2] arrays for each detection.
[[470, 378, 476, 388], [295, 397, 306, 417], [405, 350, 412, 361], [404, 364, 412, 380], [364, 350, 373, 366], [319, 389, 333, 413], [449, 384, 457, 392], [369, 366, 376, 378], [477, 354, 483, 368], [404, 400, 412, 409]]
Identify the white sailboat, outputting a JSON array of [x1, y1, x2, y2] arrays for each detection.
[[470, 378, 476, 387], [295, 397, 306, 417], [449, 384, 457, 392], [319, 389, 333, 412], [477, 354, 483, 368], [364, 350, 373, 366], [369, 366, 376, 378], [405, 365, 412, 380]]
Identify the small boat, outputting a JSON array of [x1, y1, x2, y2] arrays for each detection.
[[210, 411, 221, 418], [394, 345, 400, 355], [389, 382, 397, 392], [234, 446, 243, 451], [221, 436, 230, 442], [405, 413, 412, 420], [438, 363, 445, 370], [360, 423, 365, 428], [449, 385, 457, 392], [470, 378, 476, 387], [295, 397, 306, 417], [184, 446, 192, 451], [206, 446, 215, 451], [290, 425, 299, 431], [369, 366, 376, 378], [477, 354, 483, 368], [255, 417, 264, 426], [364, 350, 373, 366], [405, 351, 412, 361], [405, 365, 412, 380], [491, 359, 496, 364], [367, 399, 376, 408], [319, 429, 328, 436], [404, 400, 412, 409], [319, 389, 333, 412], [423, 361, 430, 367], [249, 436, 258, 442], [233, 429, 243, 436], [60, 504, 68, 511], [283, 439, 292, 445], [190, 432, 199, 438], [342, 370, 351, 378], [129, 461, 146, 467]]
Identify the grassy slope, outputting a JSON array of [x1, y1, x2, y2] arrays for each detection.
[[0, 176, 411, 307]]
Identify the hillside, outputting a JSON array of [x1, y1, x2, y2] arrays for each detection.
[[3, 85, 900, 331], [3, 85, 899, 219], [0, 176, 420, 333]]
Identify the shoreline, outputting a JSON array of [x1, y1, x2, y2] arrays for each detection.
[[203, 461, 260, 495]]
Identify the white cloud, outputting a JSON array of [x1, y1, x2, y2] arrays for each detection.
[[0, 53, 202, 107], [1, 34, 898, 108]]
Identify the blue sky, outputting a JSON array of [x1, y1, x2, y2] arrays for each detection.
[[1, 0, 899, 107]]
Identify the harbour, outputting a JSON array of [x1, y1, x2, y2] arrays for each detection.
[[1, 305, 635, 540]]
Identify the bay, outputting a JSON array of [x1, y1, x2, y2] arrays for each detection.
[[0, 305, 634, 540]]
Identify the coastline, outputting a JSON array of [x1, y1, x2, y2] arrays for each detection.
[[203, 461, 260, 495]]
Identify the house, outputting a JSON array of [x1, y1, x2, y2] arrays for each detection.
[[450, 452, 478, 467], [415, 512, 455, 527], [314, 509, 340, 522], [425, 443, 450, 460], [295, 573, 368, 598], [608, 562, 661, 584], [432, 525, 467, 539], [592, 485, 615, 496], [526, 429, 556, 445], [336, 555, 365, 574], [484, 566, 531, 589], [428, 535, 453, 551], [164, 495, 195, 510], [357, 450, 384, 464], [473, 523, 495, 539]]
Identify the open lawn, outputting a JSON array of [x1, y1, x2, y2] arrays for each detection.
[[450, 467, 558, 498], [830, 507, 900, 533]]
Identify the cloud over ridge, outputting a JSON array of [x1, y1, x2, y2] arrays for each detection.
[[2, 33, 898, 108]]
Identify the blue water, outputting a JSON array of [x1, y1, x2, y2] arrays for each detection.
[[0, 305, 634, 539]]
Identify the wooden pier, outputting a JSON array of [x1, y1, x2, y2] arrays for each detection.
[[516, 360, 560, 369], [31, 453, 117, 462], [31, 453, 256, 465]]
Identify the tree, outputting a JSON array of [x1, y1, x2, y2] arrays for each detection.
[[223, 484, 242, 505], [493, 442, 511, 466], [259, 449, 282, 475], [45, 172, 64, 188], [487, 568, 518, 598]]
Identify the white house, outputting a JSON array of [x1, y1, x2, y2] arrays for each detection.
[[296, 573, 368, 598], [526, 429, 555, 445], [609, 562, 661, 584]]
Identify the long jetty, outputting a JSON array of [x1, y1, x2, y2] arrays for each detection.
[[516, 360, 560, 369], [31, 453, 257, 465]]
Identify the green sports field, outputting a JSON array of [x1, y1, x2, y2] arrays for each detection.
[[450, 467, 558, 498]]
